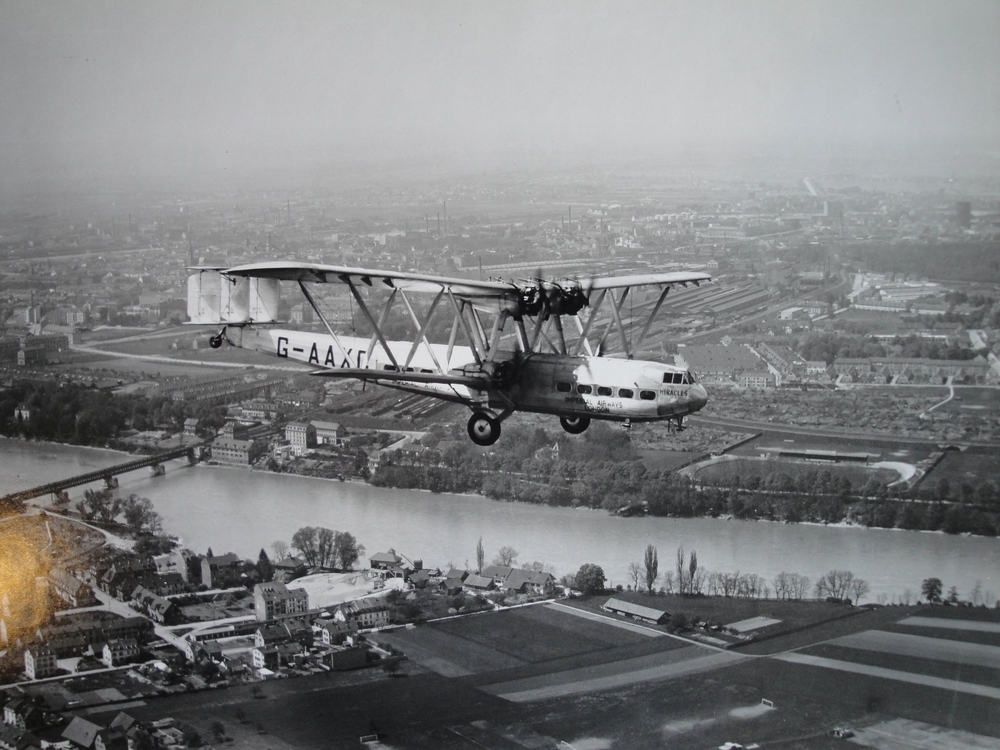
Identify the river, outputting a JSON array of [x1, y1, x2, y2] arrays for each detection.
[[2, 438, 998, 602]]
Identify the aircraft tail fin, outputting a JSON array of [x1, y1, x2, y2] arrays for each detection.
[[186, 270, 281, 325]]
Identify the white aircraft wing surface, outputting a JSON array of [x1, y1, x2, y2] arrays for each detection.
[[584, 271, 712, 291], [223, 261, 518, 298]]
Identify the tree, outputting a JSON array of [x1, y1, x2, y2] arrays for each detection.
[[847, 576, 871, 605], [476, 537, 485, 572], [121, 495, 162, 537], [493, 546, 519, 567], [688, 550, 698, 591], [628, 562, 642, 591], [575, 563, 606, 595], [316, 527, 336, 568], [210, 721, 226, 742], [256, 549, 274, 582], [291, 526, 319, 567], [921, 577, 943, 603], [675, 545, 686, 595], [815, 570, 855, 601], [271, 540, 289, 561], [643, 544, 659, 594], [334, 531, 364, 570], [946, 585, 959, 603]]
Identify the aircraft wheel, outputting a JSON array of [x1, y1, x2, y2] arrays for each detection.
[[468, 413, 501, 446], [209, 334, 223, 349], [560, 416, 591, 434]]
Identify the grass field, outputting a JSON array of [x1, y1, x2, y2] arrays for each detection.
[[691, 457, 899, 486], [926, 449, 1000, 487]]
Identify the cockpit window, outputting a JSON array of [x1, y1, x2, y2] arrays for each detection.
[[639, 390, 656, 400], [597, 386, 613, 396], [618, 388, 634, 399], [556, 381, 571, 393], [663, 372, 684, 384], [684, 371, 696, 384], [577, 384, 592, 395]]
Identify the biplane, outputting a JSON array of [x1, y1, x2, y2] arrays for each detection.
[[187, 262, 710, 445]]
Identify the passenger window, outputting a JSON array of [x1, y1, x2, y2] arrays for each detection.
[[556, 382, 571, 393], [640, 390, 656, 400], [597, 386, 613, 396], [618, 388, 634, 399], [577, 385, 592, 395]]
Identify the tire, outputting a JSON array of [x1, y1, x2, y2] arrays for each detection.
[[209, 335, 223, 349], [559, 416, 591, 434], [467, 413, 501, 446]]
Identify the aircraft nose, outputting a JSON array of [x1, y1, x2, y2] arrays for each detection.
[[689, 383, 708, 412]]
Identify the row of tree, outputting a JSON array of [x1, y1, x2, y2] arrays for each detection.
[[625, 544, 870, 603], [283, 526, 364, 571], [75, 490, 163, 537]]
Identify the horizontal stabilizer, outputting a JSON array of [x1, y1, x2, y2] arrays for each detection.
[[310, 368, 488, 389], [187, 271, 281, 325]]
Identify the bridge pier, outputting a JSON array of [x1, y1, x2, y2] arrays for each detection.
[[104, 476, 119, 490], [186, 447, 199, 465], [149, 463, 165, 477], [52, 490, 70, 505]]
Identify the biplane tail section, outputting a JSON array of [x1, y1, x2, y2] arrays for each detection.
[[186, 270, 281, 325]]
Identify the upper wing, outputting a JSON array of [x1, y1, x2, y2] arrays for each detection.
[[584, 271, 712, 291], [224, 261, 518, 299]]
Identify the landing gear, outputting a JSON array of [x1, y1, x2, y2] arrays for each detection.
[[209, 326, 227, 349], [468, 412, 501, 446], [559, 416, 591, 434]]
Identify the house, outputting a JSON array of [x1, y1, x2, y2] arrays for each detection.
[[334, 599, 390, 629], [210, 437, 261, 466], [272, 555, 308, 582], [93, 729, 127, 750], [369, 548, 415, 579], [322, 646, 368, 671], [462, 575, 496, 593], [252, 645, 279, 671], [601, 597, 668, 625], [284, 422, 316, 455], [0, 725, 41, 750], [318, 619, 358, 647], [153, 548, 200, 582], [48, 568, 98, 608], [502, 570, 555, 595], [253, 582, 309, 621], [312, 420, 345, 446], [254, 624, 290, 649], [102, 638, 140, 667], [61, 717, 102, 749], [408, 569, 432, 589], [442, 569, 469, 595], [183, 417, 199, 436], [2, 696, 45, 731], [130, 586, 180, 624], [23, 645, 57, 680], [201, 553, 242, 588]]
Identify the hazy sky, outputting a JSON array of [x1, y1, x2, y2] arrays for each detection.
[[2, 1, 998, 188]]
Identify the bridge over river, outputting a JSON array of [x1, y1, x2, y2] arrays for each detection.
[[0, 441, 208, 515]]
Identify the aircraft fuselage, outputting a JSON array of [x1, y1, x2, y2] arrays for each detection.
[[229, 326, 707, 424]]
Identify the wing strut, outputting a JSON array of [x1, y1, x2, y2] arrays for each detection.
[[572, 289, 606, 356], [609, 287, 632, 359], [297, 281, 354, 366], [632, 285, 670, 354], [595, 288, 631, 355], [447, 291, 482, 366], [399, 289, 446, 373], [341, 276, 399, 369]]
